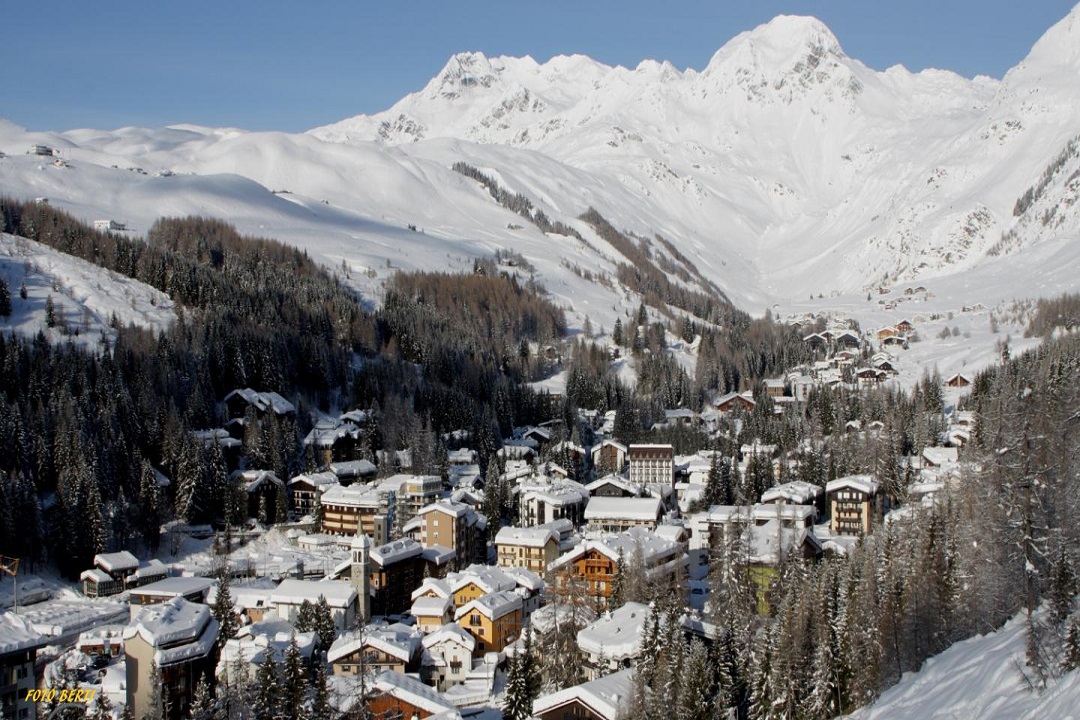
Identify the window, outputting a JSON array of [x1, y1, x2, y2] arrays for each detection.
[[470, 614, 482, 627]]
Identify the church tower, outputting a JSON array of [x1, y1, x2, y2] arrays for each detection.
[[350, 529, 372, 622]]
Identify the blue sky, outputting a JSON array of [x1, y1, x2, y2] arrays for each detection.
[[4, 0, 1076, 133]]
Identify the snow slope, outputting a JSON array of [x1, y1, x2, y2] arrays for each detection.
[[1, 6, 1080, 344], [845, 612, 1080, 720], [0, 231, 176, 347]]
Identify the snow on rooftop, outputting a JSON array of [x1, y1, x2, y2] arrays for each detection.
[[124, 597, 219, 666], [132, 576, 214, 598], [328, 622, 422, 664], [826, 474, 879, 495], [371, 538, 423, 566], [448, 565, 517, 596], [374, 670, 457, 714], [0, 612, 48, 654], [412, 578, 452, 601], [577, 602, 651, 660], [532, 667, 635, 720], [494, 525, 557, 548], [454, 590, 522, 621], [584, 496, 662, 521], [760, 481, 823, 505], [271, 579, 357, 608], [422, 622, 476, 651], [288, 471, 340, 488], [94, 551, 139, 573], [411, 595, 452, 617]]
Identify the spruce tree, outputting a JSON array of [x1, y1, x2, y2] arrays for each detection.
[[189, 676, 219, 720], [1063, 620, 1080, 673], [252, 653, 280, 720], [313, 596, 339, 653], [503, 652, 532, 720], [309, 662, 334, 720], [677, 639, 713, 720], [213, 570, 240, 650], [282, 635, 306, 719]]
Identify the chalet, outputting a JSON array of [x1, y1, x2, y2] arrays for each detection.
[[494, 525, 560, 574], [882, 335, 908, 348], [663, 408, 698, 426], [522, 426, 554, 447], [328, 622, 423, 676], [551, 440, 588, 476], [945, 372, 972, 388], [287, 471, 340, 519], [422, 624, 476, 691], [921, 446, 959, 468], [576, 602, 651, 679], [217, 624, 318, 686], [0, 613, 48, 720], [549, 527, 685, 609], [590, 439, 628, 474], [532, 667, 635, 720], [584, 496, 664, 533], [233, 469, 286, 524], [826, 475, 882, 536], [763, 378, 786, 398], [94, 219, 124, 232], [856, 367, 887, 386], [303, 418, 362, 466], [627, 444, 674, 488], [714, 391, 756, 414], [454, 590, 523, 656], [876, 326, 899, 341], [223, 388, 295, 420], [366, 670, 456, 720], [790, 375, 815, 402], [747, 518, 822, 613], [833, 331, 861, 350], [193, 429, 243, 470], [895, 319, 915, 334], [124, 598, 220, 720], [803, 333, 829, 352]]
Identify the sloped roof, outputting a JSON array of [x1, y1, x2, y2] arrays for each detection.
[[532, 667, 635, 720]]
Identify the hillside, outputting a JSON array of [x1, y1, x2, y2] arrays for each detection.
[[1, 7, 1079, 344], [845, 611, 1080, 720]]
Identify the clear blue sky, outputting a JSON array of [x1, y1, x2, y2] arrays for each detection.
[[4, 0, 1076, 133]]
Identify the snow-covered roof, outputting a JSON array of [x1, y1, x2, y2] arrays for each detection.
[[411, 596, 453, 618], [760, 481, 823, 505], [373, 670, 456, 715], [329, 459, 378, 478], [0, 612, 48, 655], [132, 576, 214, 599], [133, 559, 169, 580], [422, 623, 476, 652], [584, 496, 662, 522], [551, 527, 681, 570], [80, 568, 113, 584], [370, 538, 423, 567], [419, 500, 477, 521], [303, 420, 361, 448], [233, 469, 284, 492], [922, 446, 960, 466], [494, 525, 557, 549], [584, 475, 638, 495], [532, 667, 635, 720], [454, 590, 522, 621], [225, 388, 295, 416], [328, 623, 422, 664], [412, 578, 452, 601], [123, 597, 219, 666], [747, 521, 821, 566], [447, 565, 517, 596], [421, 545, 457, 567], [95, 551, 139, 574], [577, 602, 651, 660], [271, 579, 357, 609], [320, 483, 384, 509], [500, 566, 545, 593], [826, 474, 879, 495], [288, 471, 340, 489], [217, 626, 317, 674]]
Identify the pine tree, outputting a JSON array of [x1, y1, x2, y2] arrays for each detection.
[[676, 639, 713, 720], [281, 635, 306, 719], [313, 596, 339, 653], [1049, 545, 1077, 626], [503, 652, 532, 720], [45, 294, 56, 328], [190, 676, 219, 720], [309, 662, 334, 720], [1063, 620, 1080, 673], [213, 570, 240, 650], [252, 653, 280, 720], [90, 685, 114, 720]]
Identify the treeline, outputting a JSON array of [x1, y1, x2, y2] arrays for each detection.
[[1026, 291, 1080, 337], [0, 202, 565, 574], [451, 161, 583, 239]]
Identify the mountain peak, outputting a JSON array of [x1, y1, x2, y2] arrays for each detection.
[[705, 14, 844, 74], [1022, 1, 1080, 70]]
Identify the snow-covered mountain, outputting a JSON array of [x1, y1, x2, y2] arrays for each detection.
[[3, 5, 1080, 332]]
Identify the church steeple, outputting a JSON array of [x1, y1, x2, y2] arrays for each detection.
[[351, 528, 372, 621]]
